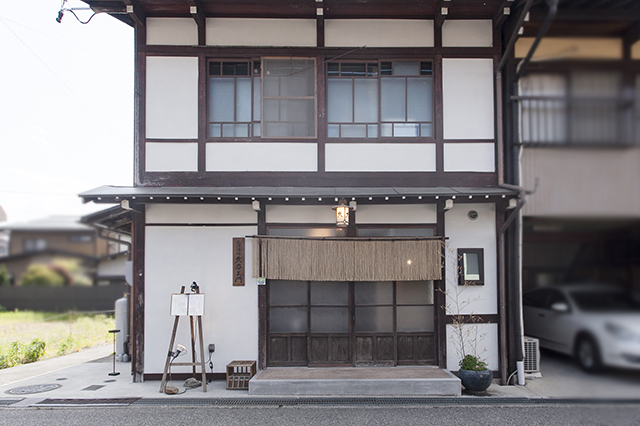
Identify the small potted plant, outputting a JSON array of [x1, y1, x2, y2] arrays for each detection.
[[441, 245, 493, 393]]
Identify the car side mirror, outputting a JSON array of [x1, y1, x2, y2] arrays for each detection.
[[550, 302, 570, 313]]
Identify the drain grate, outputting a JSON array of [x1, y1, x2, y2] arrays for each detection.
[[5, 384, 61, 395], [36, 398, 140, 406], [82, 385, 105, 391]]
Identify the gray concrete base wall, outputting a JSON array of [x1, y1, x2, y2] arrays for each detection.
[[0, 284, 129, 312]]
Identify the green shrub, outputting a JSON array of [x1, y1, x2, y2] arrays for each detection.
[[0, 264, 9, 286], [57, 336, 78, 356], [20, 265, 65, 287], [459, 354, 487, 371], [0, 305, 6, 313], [24, 339, 46, 363]]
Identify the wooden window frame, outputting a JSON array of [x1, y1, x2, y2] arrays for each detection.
[[457, 248, 484, 286]]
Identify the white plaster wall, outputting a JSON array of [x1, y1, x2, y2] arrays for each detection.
[[146, 57, 199, 139], [442, 58, 494, 140], [443, 143, 495, 172], [356, 204, 437, 224], [325, 144, 436, 172], [444, 203, 497, 315], [144, 226, 258, 374], [147, 18, 198, 45], [446, 323, 499, 371], [266, 205, 335, 224], [147, 204, 258, 224], [206, 143, 317, 172], [442, 20, 493, 47], [325, 20, 434, 48], [206, 18, 316, 46], [146, 143, 198, 172]]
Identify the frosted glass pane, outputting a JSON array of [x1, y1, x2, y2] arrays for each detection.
[[397, 306, 434, 332], [397, 281, 433, 305], [394, 123, 419, 137], [222, 123, 234, 136], [394, 62, 420, 76], [209, 78, 234, 122], [355, 306, 393, 332], [253, 77, 261, 120], [328, 124, 339, 137], [253, 122, 261, 136], [341, 124, 367, 138], [367, 124, 378, 137], [381, 123, 392, 137], [208, 123, 221, 137], [381, 78, 405, 121], [270, 307, 308, 333], [327, 79, 353, 123], [407, 78, 432, 121], [311, 282, 349, 305], [236, 78, 252, 122], [269, 280, 307, 305], [355, 282, 393, 305], [311, 307, 349, 333], [420, 123, 433, 137], [463, 253, 480, 281], [354, 79, 378, 123]]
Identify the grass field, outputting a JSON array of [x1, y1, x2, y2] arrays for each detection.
[[0, 310, 115, 369]]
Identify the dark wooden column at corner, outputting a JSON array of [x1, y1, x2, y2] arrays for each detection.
[[131, 207, 146, 382], [257, 204, 267, 370], [435, 202, 447, 370]]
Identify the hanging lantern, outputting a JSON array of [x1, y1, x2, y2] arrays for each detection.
[[332, 198, 350, 227]]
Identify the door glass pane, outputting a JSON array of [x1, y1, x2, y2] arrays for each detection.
[[420, 123, 433, 137], [397, 281, 433, 305], [393, 123, 420, 137], [381, 78, 406, 121], [236, 78, 252, 122], [394, 61, 420, 76], [355, 281, 393, 305], [355, 306, 393, 332], [397, 306, 434, 332], [328, 124, 340, 137], [269, 280, 307, 305], [270, 307, 307, 333], [327, 79, 353, 123], [310, 282, 348, 305], [354, 79, 379, 123], [209, 78, 234, 122], [367, 124, 378, 137], [407, 78, 432, 122], [253, 77, 261, 120], [311, 307, 349, 333], [341, 124, 367, 138]]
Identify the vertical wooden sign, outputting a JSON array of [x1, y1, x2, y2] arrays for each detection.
[[232, 237, 245, 286]]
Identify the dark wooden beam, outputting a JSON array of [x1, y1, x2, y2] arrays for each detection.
[[624, 22, 640, 47], [123, 0, 145, 28], [435, 4, 448, 30], [131, 207, 145, 382], [494, 5, 511, 29], [187, 0, 206, 45], [316, 2, 325, 48]]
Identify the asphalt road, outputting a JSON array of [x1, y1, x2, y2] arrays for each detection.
[[2, 405, 639, 426]]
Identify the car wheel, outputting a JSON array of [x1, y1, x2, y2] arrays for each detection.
[[575, 335, 603, 373]]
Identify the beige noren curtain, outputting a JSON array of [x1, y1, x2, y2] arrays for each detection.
[[252, 236, 442, 282]]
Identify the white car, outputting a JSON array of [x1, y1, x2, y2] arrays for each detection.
[[523, 284, 640, 372]]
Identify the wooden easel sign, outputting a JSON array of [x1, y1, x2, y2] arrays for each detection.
[[170, 293, 205, 316]]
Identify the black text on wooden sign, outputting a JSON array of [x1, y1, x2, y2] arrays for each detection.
[[233, 237, 245, 286]]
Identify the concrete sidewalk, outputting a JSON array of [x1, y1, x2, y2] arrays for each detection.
[[1, 346, 639, 407]]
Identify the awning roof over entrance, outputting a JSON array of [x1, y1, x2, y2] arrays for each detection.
[[79, 185, 518, 205]]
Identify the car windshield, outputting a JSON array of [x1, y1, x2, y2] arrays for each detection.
[[570, 290, 640, 312]]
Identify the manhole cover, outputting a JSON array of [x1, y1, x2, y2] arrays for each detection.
[[6, 384, 62, 395]]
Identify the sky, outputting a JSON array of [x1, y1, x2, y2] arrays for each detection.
[[0, 0, 133, 223]]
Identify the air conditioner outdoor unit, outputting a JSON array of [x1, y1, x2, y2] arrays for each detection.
[[523, 336, 540, 373]]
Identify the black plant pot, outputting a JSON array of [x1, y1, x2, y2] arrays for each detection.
[[458, 368, 493, 392]]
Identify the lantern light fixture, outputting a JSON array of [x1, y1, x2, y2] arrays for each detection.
[[332, 198, 353, 227]]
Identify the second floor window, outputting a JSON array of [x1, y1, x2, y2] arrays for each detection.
[[208, 58, 317, 139], [327, 61, 433, 139]]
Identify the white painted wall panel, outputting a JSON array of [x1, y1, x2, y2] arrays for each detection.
[[447, 323, 499, 371], [442, 58, 495, 140], [266, 205, 335, 224], [146, 57, 198, 139], [146, 143, 198, 172], [144, 226, 258, 374], [147, 204, 258, 224], [325, 20, 434, 47], [206, 143, 317, 172], [443, 143, 495, 172], [325, 144, 436, 172], [356, 205, 437, 224], [147, 18, 198, 46], [207, 18, 316, 46], [442, 20, 493, 47], [444, 203, 497, 315]]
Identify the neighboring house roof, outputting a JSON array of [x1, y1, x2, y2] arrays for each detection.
[[81, 206, 132, 236], [0, 216, 91, 232]]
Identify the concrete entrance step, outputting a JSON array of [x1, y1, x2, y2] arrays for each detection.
[[248, 367, 461, 396]]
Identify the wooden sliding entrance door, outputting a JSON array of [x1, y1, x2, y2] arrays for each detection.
[[267, 280, 436, 367]]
